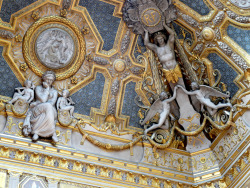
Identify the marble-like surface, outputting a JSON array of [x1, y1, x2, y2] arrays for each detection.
[[35, 28, 75, 69], [0, 0, 37, 22]]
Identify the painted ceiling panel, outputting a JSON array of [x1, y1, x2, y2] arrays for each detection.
[[207, 53, 239, 96], [0, 46, 21, 97], [71, 72, 105, 116], [79, 0, 121, 51], [227, 25, 250, 54], [122, 81, 141, 128], [0, 0, 37, 22], [179, 0, 210, 15]]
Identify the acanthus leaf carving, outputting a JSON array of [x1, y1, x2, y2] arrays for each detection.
[[108, 97, 116, 115], [178, 12, 199, 28], [213, 0, 225, 9], [213, 11, 225, 25], [111, 78, 119, 96], [218, 41, 233, 56], [93, 57, 110, 65], [121, 30, 130, 55], [62, 0, 71, 9], [0, 30, 15, 39], [227, 11, 250, 23], [193, 43, 204, 54], [130, 67, 145, 75], [231, 53, 248, 70]]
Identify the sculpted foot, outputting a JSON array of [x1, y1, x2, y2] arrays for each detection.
[[32, 133, 39, 141], [52, 133, 58, 143], [23, 128, 29, 137]]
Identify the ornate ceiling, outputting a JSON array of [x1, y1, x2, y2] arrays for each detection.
[[0, 0, 249, 187]]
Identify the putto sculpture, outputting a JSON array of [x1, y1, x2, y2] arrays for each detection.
[[23, 71, 58, 142], [123, 0, 234, 152], [177, 83, 232, 116], [8, 79, 34, 105], [142, 87, 178, 135], [57, 89, 75, 127], [57, 89, 75, 119]]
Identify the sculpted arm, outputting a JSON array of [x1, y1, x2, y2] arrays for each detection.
[[56, 97, 61, 110], [163, 22, 175, 46], [28, 90, 34, 103], [48, 90, 58, 106], [178, 85, 198, 96], [144, 30, 157, 52], [166, 86, 178, 103], [35, 86, 49, 103]]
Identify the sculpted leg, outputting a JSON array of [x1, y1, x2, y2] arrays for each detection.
[[52, 132, 58, 142], [32, 133, 39, 141], [207, 103, 232, 116], [69, 106, 74, 118], [144, 111, 167, 135]]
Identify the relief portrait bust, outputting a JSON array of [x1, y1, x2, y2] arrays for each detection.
[[35, 28, 75, 69]]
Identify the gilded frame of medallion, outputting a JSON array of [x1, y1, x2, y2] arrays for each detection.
[[23, 15, 85, 80]]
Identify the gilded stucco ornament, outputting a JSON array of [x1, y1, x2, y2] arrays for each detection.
[[122, 0, 177, 35], [113, 59, 126, 72], [0, 30, 14, 39], [23, 16, 85, 80], [122, 0, 239, 152], [202, 27, 215, 41]]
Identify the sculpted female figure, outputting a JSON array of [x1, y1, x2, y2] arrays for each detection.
[[23, 71, 58, 142]]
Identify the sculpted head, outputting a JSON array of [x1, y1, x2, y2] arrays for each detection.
[[191, 82, 200, 90], [154, 32, 167, 46], [42, 71, 56, 86], [24, 80, 32, 88], [62, 89, 70, 98], [159, 91, 169, 101]]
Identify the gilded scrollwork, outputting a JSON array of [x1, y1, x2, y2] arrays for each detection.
[[0, 0, 249, 187]]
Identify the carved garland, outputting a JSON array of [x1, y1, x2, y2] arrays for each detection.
[[77, 107, 237, 151]]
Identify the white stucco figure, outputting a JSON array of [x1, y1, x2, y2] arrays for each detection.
[[177, 82, 232, 116], [57, 89, 75, 118], [142, 87, 178, 135], [23, 71, 58, 142], [8, 80, 34, 104], [36, 28, 74, 69], [144, 21, 183, 85]]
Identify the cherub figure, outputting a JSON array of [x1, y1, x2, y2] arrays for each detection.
[[8, 79, 34, 104], [177, 82, 232, 116], [56, 89, 75, 118], [142, 87, 178, 135]]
